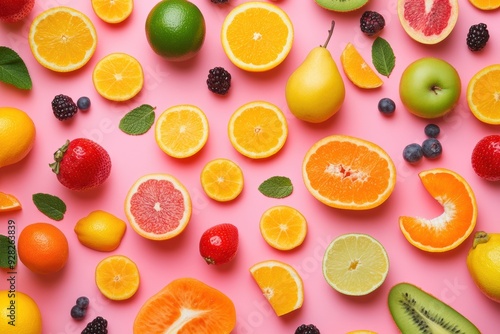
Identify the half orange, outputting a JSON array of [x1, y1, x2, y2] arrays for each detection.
[[302, 135, 396, 210], [399, 168, 477, 252]]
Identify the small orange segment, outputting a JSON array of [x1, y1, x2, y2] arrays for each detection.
[[95, 255, 140, 300], [0, 192, 22, 212], [133, 277, 236, 333], [467, 64, 500, 124], [399, 168, 478, 252], [341, 42, 383, 89], [302, 135, 396, 210]]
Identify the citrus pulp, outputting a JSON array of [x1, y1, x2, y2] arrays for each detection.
[[91, 0, 133, 24], [259, 205, 307, 251], [95, 255, 140, 300], [341, 42, 383, 89], [0, 107, 36, 168], [0, 192, 22, 212], [467, 64, 500, 125], [200, 158, 244, 202]]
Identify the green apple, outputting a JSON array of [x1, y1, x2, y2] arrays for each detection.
[[399, 57, 461, 118]]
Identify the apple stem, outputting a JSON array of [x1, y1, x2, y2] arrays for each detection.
[[322, 20, 335, 49], [431, 86, 442, 95]]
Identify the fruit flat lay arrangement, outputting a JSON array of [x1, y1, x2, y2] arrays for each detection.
[[1, 0, 500, 333]]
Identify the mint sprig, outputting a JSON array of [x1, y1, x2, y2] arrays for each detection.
[[119, 104, 156, 135], [258, 176, 293, 199], [372, 37, 395, 77], [0, 46, 33, 90], [32, 193, 67, 221]]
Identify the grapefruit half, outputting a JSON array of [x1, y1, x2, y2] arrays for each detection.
[[125, 173, 192, 240], [397, 0, 459, 44]]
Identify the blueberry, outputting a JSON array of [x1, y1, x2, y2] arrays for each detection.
[[77, 96, 91, 111], [76, 296, 89, 309], [403, 143, 423, 163], [70, 305, 86, 319], [424, 124, 440, 138], [422, 138, 442, 159], [378, 98, 396, 115]]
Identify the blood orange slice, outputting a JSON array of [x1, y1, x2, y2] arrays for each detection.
[[399, 168, 477, 252], [397, 0, 459, 44], [133, 277, 236, 333], [124, 173, 191, 240]]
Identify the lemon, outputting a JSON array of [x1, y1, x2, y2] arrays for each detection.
[[0, 107, 36, 168], [0, 290, 42, 334], [466, 231, 500, 303], [74, 210, 127, 251]]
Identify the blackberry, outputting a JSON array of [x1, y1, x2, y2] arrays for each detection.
[[360, 11, 385, 36], [52, 94, 78, 121], [295, 324, 321, 334], [81, 316, 108, 334], [77, 97, 91, 111], [207, 67, 231, 95], [424, 124, 440, 138], [422, 138, 442, 159], [378, 97, 396, 115], [403, 143, 423, 164], [466, 23, 489, 51]]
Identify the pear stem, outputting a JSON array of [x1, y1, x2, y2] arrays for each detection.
[[472, 231, 490, 249], [322, 20, 335, 49]]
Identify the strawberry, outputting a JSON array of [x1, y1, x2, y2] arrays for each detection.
[[0, 0, 35, 23], [199, 223, 238, 265], [471, 134, 500, 181], [49, 138, 111, 191]]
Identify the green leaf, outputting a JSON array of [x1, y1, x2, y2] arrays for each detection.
[[0, 235, 17, 269], [0, 46, 33, 90], [258, 176, 293, 199], [119, 104, 156, 135], [32, 193, 67, 221], [371, 37, 395, 77]]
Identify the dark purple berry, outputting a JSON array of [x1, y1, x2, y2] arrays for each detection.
[[76, 296, 90, 309], [206, 67, 231, 95], [70, 305, 86, 320], [403, 143, 423, 164], [210, 0, 229, 3], [81, 316, 108, 334], [77, 97, 91, 111], [360, 11, 385, 36], [295, 324, 321, 334], [466, 23, 489, 52], [378, 98, 396, 115], [52, 94, 78, 121], [424, 124, 440, 138], [422, 138, 442, 159]]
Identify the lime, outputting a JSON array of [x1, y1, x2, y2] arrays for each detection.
[[145, 0, 205, 61]]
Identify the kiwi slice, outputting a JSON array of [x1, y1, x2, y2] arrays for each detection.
[[314, 0, 369, 12], [388, 283, 480, 333]]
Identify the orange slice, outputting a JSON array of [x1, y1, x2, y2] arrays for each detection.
[[0, 192, 22, 212], [124, 173, 192, 240], [467, 64, 500, 124], [228, 101, 288, 159], [200, 158, 244, 202], [468, 0, 500, 10], [249, 259, 303, 316], [323, 233, 389, 296], [259, 205, 307, 251], [28, 6, 97, 72], [399, 168, 478, 252], [155, 105, 209, 159], [302, 135, 396, 210], [221, 2, 293, 72], [340, 42, 383, 89], [91, 0, 133, 24], [95, 255, 140, 300], [133, 277, 236, 333], [92, 52, 144, 102]]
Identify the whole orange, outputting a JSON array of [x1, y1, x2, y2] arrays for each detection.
[[18, 223, 69, 275]]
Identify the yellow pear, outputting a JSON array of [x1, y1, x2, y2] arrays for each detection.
[[285, 21, 345, 123]]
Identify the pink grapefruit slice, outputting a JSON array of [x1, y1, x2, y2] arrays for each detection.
[[397, 0, 459, 45], [124, 173, 192, 240]]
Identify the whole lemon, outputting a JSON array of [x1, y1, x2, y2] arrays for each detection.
[[0, 107, 36, 168], [145, 0, 206, 61], [466, 231, 500, 302], [0, 290, 42, 334], [74, 210, 127, 251]]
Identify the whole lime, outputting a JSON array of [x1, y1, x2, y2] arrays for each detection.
[[145, 0, 206, 61]]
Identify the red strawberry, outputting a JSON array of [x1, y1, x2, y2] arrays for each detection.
[[199, 223, 239, 265], [0, 0, 35, 23], [49, 138, 111, 191], [471, 134, 500, 181]]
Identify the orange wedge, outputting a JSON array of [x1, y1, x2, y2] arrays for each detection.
[[95, 255, 140, 300], [28, 7, 97, 72], [341, 42, 383, 89], [302, 135, 396, 210], [0, 192, 22, 212], [467, 64, 500, 124], [221, 2, 293, 72], [91, 0, 133, 24], [399, 168, 478, 252], [259, 205, 307, 251], [249, 259, 303, 316]]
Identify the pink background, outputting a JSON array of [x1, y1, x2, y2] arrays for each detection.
[[1, 0, 500, 333]]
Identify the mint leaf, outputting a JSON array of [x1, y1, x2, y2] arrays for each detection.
[[372, 37, 395, 77], [119, 104, 156, 135], [32, 193, 67, 221], [0, 235, 16, 269], [0, 46, 33, 90], [258, 176, 293, 199]]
